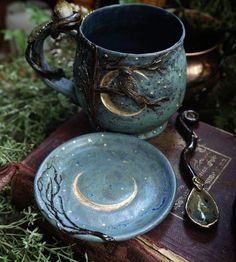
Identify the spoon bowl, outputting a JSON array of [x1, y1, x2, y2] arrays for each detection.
[[186, 187, 219, 228], [177, 110, 219, 228]]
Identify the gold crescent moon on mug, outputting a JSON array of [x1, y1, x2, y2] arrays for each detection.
[[100, 70, 146, 117], [72, 172, 138, 211]]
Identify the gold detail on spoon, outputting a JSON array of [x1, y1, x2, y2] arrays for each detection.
[[177, 110, 219, 228], [73, 172, 138, 211]]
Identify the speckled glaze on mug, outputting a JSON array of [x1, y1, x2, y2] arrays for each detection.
[[26, 4, 186, 138]]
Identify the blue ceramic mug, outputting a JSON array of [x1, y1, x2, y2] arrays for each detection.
[[26, 3, 186, 139]]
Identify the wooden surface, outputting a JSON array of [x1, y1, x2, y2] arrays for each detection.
[[8, 111, 236, 262]]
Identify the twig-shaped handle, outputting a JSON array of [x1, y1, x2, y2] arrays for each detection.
[[176, 110, 205, 191]]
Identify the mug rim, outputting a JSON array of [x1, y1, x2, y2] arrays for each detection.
[[79, 4, 185, 57]]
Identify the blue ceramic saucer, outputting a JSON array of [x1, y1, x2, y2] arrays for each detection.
[[34, 133, 176, 242]]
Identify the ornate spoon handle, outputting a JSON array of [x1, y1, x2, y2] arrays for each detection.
[[176, 110, 205, 190], [176, 110, 219, 228]]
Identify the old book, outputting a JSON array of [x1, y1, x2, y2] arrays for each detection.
[[4, 111, 236, 262]]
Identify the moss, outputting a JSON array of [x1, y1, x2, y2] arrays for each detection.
[[0, 56, 80, 260]]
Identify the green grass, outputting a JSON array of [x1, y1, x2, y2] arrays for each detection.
[[0, 55, 81, 261], [0, 57, 78, 165], [0, 187, 80, 261]]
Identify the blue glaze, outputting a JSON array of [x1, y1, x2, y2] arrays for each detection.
[[26, 4, 186, 138], [34, 133, 176, 242], [74, 5, 186, 137]]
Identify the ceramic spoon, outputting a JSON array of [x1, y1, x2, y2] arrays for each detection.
[[177, 110, 219, 228]]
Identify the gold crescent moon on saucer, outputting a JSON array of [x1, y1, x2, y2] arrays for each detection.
[[100, 70, 146, 117], [72, 172, 138, 212]]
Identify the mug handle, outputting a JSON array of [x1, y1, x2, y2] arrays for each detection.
[[25, 11, 81, 103]]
